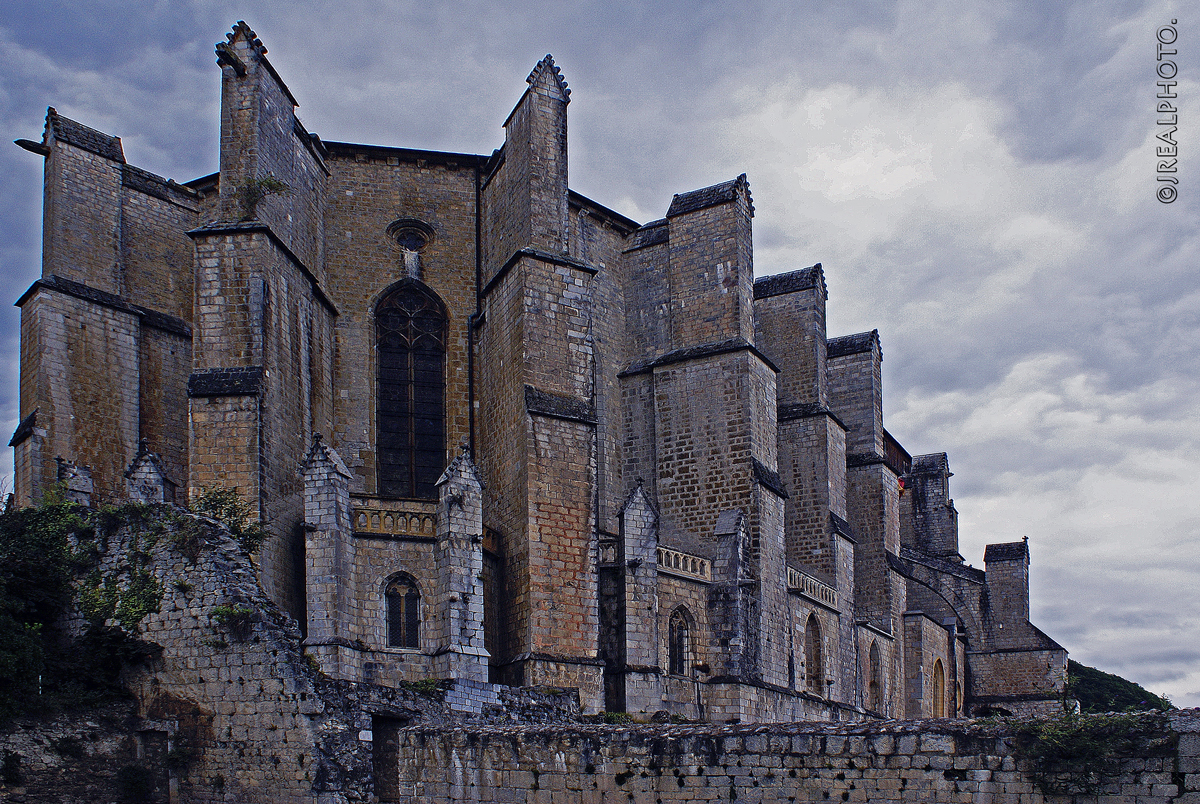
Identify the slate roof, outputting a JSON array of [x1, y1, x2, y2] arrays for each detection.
[[984, 541, 1029, 562], [624, 219, 669, 251], [827, 330, 880, 359], [666, 174, 753, 217], [910, 453, 950, 475], [47, 108, 125, 162]]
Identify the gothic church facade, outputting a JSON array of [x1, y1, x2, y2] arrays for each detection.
[[11, 22, 1066, 721]]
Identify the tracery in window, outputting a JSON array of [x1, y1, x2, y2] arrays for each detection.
[[376, 280, 447, 499], [385, 573, 421, 649]]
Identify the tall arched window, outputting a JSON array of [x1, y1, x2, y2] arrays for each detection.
[[385, 574, 421, 649], [868, 641, 882, 713], [932, 659, 946, 717], [805, 615, 824, 693], [376, 281, 447, 499], [668, 607, 692, 677]]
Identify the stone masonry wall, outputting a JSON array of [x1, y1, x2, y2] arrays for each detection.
[[118, 173, 199, 321], [41, 131, 124, 295], [18, 288, 141, 505], [321, 148, 478, 495], [393, 712, 1200, 804], [0, 506, 445, 804], [0, 505, 1182, 804]]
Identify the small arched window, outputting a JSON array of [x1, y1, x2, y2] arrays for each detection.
[[376, 280, 447, 499], [668, 607, 692, 677], [385, 574, 421, 649], [932, 659, 946, 717], [868, 641, 882, 713], [805, 615, 824, 693]]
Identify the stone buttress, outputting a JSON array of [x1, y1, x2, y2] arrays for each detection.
[[301, 433, 356, 678], [188, 22, 336, 621], [476, 55, 604, 708], [432, 450, 489, 683]]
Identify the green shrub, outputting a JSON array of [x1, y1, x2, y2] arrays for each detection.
[[1010, 710, 1172, 795], [190, 486, 269, 555], [210, 604, 256, 639], [0, 495, 162, 721]]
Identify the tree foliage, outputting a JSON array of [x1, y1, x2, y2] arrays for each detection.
[[1068, 659, 1173, 713]]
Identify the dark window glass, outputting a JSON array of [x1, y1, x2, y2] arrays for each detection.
[[868, 642, 882, 712], [376, 282, 447, 499], [805, 615, 823, 692], [386, 575, 420, 649]]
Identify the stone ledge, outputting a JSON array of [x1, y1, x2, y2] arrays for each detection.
[[187, 366, 264, 397], [524, 385, 597, 425], [8, 409, 36, 447]]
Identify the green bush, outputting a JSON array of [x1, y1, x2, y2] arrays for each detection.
[[210, 604, 256, 640], [0, 494, 161, 722], [1010, 710, 1171, 795], [190, 486, 269, 555]]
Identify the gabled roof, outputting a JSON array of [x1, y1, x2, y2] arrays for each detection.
[[526, 54, 570, 102]]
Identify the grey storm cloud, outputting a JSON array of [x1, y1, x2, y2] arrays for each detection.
[[0, 0, 1196, 704]]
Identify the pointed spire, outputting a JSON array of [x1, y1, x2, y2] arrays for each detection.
[[436, 444, 483, 489], [526, 54, 570, 103], [124, 438, 167, 479], [620, 480, 658, 524], [302, 432, 351, 479]]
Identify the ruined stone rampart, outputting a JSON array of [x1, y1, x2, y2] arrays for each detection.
[[0, 505, 1194, 803], [394, 713, 1200, 804]]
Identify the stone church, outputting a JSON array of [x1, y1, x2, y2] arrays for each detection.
[[11, 22, 1065, 722]]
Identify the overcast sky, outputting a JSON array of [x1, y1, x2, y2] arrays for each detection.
[[0, 1, 1195, 707]]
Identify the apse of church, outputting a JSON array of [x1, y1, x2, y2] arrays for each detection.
[[11, 21, 1066, 722]]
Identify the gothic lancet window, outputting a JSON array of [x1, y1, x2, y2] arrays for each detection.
[[868, 641, 882, 712], [805, 615, 824, 693], [668, 607, 692, 677], [933, 659, 946, 717], [376, 281, 447, 499], [385, 574, 421, 649]]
